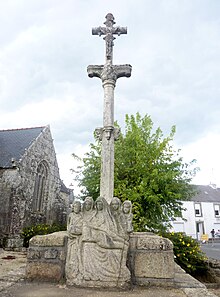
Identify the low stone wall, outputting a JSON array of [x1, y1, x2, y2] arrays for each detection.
[[26, 231, 67, 282], [4, 236, 24, 251], [26, 231, 176, 287], [129, 232, 175, 286], [208, 259, 220, 282]]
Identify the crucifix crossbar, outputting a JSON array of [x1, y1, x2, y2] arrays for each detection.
[[87, 13, 132, 204]]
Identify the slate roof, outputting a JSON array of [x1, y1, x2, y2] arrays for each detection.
[[0, 126, 46, 168], [191, 185, 220, 203], [60, 180, 71, 194]]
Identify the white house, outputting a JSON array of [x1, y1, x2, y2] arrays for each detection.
[[170, 184, 220, 240]]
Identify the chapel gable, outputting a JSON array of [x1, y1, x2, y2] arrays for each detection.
[[0, 126, 70, 248]]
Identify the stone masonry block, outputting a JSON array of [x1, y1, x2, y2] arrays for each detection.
[[26, 262, 63, 282], [29, 231, 67, 247], [129, 232, 175, 283], [134, 251, 175, 279]]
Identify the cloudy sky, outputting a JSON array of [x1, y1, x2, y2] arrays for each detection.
[[0, 0, 220, 194]]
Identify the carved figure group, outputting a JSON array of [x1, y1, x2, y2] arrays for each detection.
[[65, 196, 133, 287]]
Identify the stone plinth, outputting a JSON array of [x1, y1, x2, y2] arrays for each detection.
[[129, 232, 175, 286], [26, 231, 67, 282]]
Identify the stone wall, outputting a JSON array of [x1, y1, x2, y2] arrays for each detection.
[[0, 126, 69, 248], [208, 259, 220, 283]]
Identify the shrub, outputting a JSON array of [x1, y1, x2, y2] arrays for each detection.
[[21, 223, 66, 247], [160, 232, 208, 276]]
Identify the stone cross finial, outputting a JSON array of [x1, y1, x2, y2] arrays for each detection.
[[92, 13, 127, 63]]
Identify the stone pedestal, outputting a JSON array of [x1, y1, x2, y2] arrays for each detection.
[[26, 231, 176, 288], [26, 231, 67, 282], [129, 232, 175, 286]]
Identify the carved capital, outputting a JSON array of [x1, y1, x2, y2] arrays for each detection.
[[95, 126, 120, 141], [88, 64, 132, 82]]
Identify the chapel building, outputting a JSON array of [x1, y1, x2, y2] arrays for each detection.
[[0, 125, 71, 248]]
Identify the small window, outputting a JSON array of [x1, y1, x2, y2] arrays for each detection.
[[194, 203, 202, 217], [214, 204, 220, 217], [33, 161, 48, 212]]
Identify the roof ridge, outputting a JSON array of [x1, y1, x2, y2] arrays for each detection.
[[0, 126, 46, 132]]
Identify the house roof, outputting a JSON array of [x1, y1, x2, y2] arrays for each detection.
[[0, 126, 46, 168], [192, 185, 220, 203]]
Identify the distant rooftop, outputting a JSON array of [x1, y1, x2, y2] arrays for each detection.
[[192, 185, 220, 203], [0, 126, 46, 168]]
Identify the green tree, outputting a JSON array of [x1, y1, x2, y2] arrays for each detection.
[[72, 113, 198, 232]]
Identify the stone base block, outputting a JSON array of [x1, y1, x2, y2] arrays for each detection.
[[67, 278, 131, 289], [129, 232, 175, 286], [26, 231, 67, 282], [26, 262, 63, 282]]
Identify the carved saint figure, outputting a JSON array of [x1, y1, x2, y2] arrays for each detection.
[[81, 196, 95, 242], [120, 200, 133, 232], [66, 201, 83, 285], [122, 200, 133, 233], [82, 197, 130, 283], [110, 197, 123, 234]]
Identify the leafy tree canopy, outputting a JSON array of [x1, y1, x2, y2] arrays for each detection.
[[72, 113, 198, 232]]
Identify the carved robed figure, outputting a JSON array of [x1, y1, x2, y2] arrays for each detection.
[[66, 197, 133, 287]]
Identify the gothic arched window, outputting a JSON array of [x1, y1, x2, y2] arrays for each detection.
[[33, 161, 48, 212]]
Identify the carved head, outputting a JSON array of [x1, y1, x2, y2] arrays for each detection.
[[95, 196, 106, 211], [110, 197, 121, 211], [104, 13, 115, 26], [122, 200, 132, 214], [83, 196, 94, 211], [72, 201, 81, 214]]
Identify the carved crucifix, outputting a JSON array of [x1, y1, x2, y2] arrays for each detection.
[[92, 13, 127, 63], [87, 13, 132, 204]]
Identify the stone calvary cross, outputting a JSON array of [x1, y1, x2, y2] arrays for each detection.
[[87, 13, 132, 204]]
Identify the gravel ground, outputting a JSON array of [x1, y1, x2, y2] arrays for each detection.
[[0, 249, 220, 297]]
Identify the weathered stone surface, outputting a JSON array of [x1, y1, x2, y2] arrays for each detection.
[[29, 231, 67, 247], [26, 231, 67, 282], [183, 288, 217, 297], [134, 251, 175, 279], [6, 237, 24, 249], [130, 232, 173, 251], [129, 232, 175, 284], [44, 249, 58, 259], [27, 249, 41, 260], [65, 198, 132, 288], [26, 262, 63, 281], [0, 126, 70, 248], [174, 262, 205, 288]]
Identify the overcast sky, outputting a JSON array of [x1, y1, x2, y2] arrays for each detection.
[[0, 0, 220, 193]]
